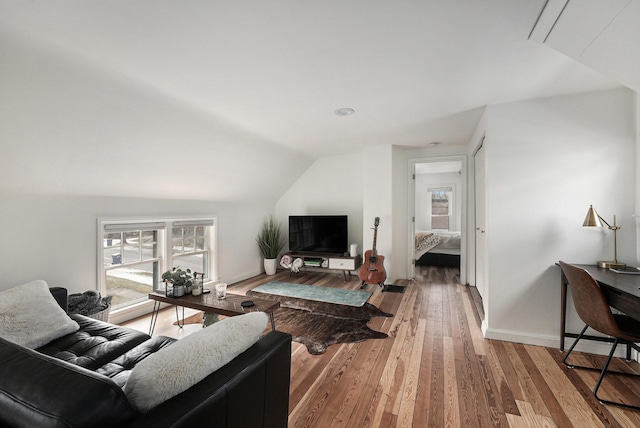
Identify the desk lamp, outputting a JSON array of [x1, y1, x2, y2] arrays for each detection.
[[583, 205, 625, 269]]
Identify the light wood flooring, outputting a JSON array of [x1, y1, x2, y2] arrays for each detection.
[[121, 266, 640, 427]]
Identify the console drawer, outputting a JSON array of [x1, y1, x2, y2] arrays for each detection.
[[329, 258, 356, 270]]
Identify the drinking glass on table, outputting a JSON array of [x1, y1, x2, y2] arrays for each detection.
[[215, 282, 227, 299]]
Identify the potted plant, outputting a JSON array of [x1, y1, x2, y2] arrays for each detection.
[[256, 216, 285, 275], [161, 267, 194, 297]]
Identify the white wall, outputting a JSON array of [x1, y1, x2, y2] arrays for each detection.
[[483, 88, 637, 347], [636, 93, 640, 260], [0, 192, 271, 295], [0, 32, 312, 203], [274, 152, 364, 258], [390, 145, 407, 283]]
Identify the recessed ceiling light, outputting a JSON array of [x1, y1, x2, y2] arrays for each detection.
[[335, 108, 355, 116]]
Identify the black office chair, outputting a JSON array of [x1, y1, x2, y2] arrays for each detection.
[[559, 261, 640, 410]]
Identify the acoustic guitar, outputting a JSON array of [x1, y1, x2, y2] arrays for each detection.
[[359, 217, 387, 288]]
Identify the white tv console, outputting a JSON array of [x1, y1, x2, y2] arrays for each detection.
[[284, 252, 362, 281]]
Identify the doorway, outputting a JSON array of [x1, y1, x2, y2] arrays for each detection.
[[408, 156, 466, 281]]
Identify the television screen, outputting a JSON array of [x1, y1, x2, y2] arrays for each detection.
[[289, 215, 348, 254]]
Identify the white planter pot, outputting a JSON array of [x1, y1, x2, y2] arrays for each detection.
[[264, 258, 278, 275]]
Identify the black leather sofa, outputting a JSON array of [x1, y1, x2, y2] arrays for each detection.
[[0, 288, 292, 428]]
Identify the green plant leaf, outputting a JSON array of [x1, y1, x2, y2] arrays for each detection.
[[256, 216, 285, 259]]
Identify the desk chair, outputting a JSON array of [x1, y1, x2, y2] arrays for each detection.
[[559, 261, 640, 410]]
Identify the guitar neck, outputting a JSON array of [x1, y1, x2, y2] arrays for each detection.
[[371, 227, 378, 257]]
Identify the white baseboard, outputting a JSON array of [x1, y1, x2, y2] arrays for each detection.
[[220, 270, 263, 287], [483, 328, 635, 361]]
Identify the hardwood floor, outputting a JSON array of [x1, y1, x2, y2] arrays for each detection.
[[121, 266, 640, 427]]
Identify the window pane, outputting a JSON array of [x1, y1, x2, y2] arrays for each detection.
[[124, 231, 139, 245], [172, 227, 184, 255], [172, 227, 183, 240], [123, 245, 140, 264], [432, 192, 449, 215], [183, 237, 195, 252], [183, 227, 195, 252], [141, 230, 155, 245], [141, 245, 154, 260], [106, 262, 157, 309], [195, 236, 205, 251], [104, 247, 122, 266], [173, 253, 206, 277], [431, 216, 449, 230], [195, 226, 205, 251], [104, 232, 121, 248], [183, 227, 194, 240], [141, 231, 157, 259]]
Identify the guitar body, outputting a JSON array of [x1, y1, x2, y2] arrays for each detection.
[[359, 217, 387, 287], [359, 250, 387, 285]]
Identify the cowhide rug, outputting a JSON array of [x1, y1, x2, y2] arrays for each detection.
[[246, 289, 393, 355]]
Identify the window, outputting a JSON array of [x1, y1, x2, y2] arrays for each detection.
[[429, 187, 452, 231], [171, 220, 214, 279], [99, 218, 216, 311]]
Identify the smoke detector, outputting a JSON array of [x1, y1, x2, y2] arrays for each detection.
[[334, 108, 355, 116]]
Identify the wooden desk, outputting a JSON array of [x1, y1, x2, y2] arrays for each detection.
[[148, 292, 280, 335], [559, 263, 640, 357]]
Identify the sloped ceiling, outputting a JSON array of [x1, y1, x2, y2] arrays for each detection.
[[0, 1, 626, 200], [530, 0, 640, 93]]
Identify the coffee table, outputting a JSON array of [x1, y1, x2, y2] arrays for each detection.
[[148, 292, 280, 335]]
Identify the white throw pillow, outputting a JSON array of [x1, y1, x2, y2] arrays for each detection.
[[124, 311, 268, 413], [0, 280, 80, 349]]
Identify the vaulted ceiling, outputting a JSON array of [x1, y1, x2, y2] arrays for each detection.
[[0, 1, 634, 201]]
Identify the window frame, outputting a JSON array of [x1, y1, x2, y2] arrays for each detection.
[[97, 217, 217, 315]]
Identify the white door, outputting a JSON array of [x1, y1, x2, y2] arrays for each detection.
[[474, 143, 487, 303]]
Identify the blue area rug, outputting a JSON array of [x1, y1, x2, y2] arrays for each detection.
[[250, 281, 372, 307]]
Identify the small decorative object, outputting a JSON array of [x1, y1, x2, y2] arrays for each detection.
[[291, 258, 303, 273], [162, 267, 194, 298], [164, 282, 174, 297], [280, 254, 293, 269], [191, 272, 203, 296], [174, 284, 185, 297], [350, 244, 358, 257], [256, 216, 285, 275], [215, 282, 227, 300]]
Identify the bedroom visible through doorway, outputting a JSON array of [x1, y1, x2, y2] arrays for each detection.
[[410, 159, 464, 277]]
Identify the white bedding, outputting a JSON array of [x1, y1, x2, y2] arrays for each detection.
[[414, 230, 461, 260]]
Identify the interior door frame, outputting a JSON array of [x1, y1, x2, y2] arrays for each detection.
[[407, 155, 468, 283], [469, 136, 489, 320]]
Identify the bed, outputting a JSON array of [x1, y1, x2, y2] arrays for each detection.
[[415, 230, 461, 267]]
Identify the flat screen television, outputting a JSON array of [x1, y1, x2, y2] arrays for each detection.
[[289, 215, 348, 255]]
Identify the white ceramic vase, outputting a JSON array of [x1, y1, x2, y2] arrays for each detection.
[[264, 258, 278, 275]]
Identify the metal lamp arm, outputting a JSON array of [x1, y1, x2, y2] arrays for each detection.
[[601, 213, 622, 264], [597, 213, 621, 231]]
